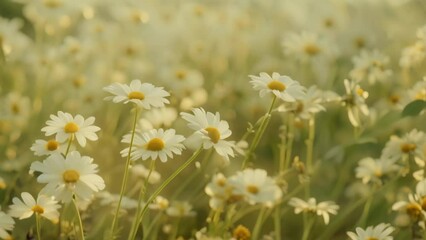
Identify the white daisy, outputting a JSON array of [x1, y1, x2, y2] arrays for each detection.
[[229, 169, 282, 207], [342, 79, 369, 127], [0, 209, 14, 240], [180, 108, 235, 161], [349, 50, 392, 84], [41, 111, 100, 147], [121, 128, 185, 163], [347, 223, 395, 240], [288, 197, 339, 225], [166, 201, 196, 217], [97, 192, 138, 211], [381, 129, 426, 164], [282, 32, 331, 61], [130, 164, 161, 184], [355, 157, 400, 184], [30, 151, 105, 203], [392, 194, 426, 221], [30, 139, 64, 156], [149, 196, 169, 211], [249, 72, 306, 102], [103, 79, 170, 109], [8, 192, 60, 223], [205, 173, 235, 210], [407, 78, 426, 102]]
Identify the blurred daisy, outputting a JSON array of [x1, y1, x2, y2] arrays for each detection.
[[205, 173, 235, 210], [277, 85, 326, 120], [181, 108, 235, 161], [229, 168, 282, 207], [399, 41, 425, 68], [138, 107, 178, 130], [232, 225, 251, 240], [30, 151, 105, 203], [121, 128, 185, 163], [381, 129, 426, 164], [407, 78, 426, 102], [282, 32, 330, 61], [347, 223, 394, 240], [41, 111, 100, 147], [149, 196, 169, 211], [97, 191, 138, 211], [288, 197, 339, 224], [0, 209, 14, 240], [166, 201, 196, 217], [249, 72, 305, 102], [103, 79, 170, 109], [342, 79, 369, 127], [8, 192, 60, 223], [349, 50, 392, 84], [355, 157, 400, 184], [130, 164, 161, 184], [30, 139, 64, 156], [392, 194, 426, 221]]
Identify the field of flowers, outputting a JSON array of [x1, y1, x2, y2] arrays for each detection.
[[1, 0, 426, 239]]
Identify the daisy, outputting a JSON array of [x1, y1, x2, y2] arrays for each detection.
[[30, 151, 105, 203], [103, 79, 170, 109], [8, 192, 60, 223], [288, 197, 339, 225], [342, 79, 369, 127], [205, 173, 236, 210], [249, 72, 306, 102], [30, 139, 64, 156], [406, 78, 426, 102], [130, 164, 161, 184], [41, 111, 100, 147], [97, 192, 138, 211], [0, 209, 14, 240], [349, 50, 392, 84], [166, 201, 196, 217], [347, 223, 395, 240], [180, 108, 235, 161], [392, 194, 426, 221], [355, 157, 400, 184], [229, 168, 282, 207], [121, 128, 185, 163], [381, 129, 426, 164], [149, 196, 169, 211], [282, 32, 331, 61]]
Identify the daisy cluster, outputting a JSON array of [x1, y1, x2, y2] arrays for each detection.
[[0, 0, 425, 239]]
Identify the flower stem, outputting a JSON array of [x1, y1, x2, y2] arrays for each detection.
[[301, 216, 315, 240], [64, 135, 74, 157], [72, 197, 85, 240], [284, 113, 295, 170], [128, 147, 203, 240], [252, 207, 267, 240], [274, 205, 281, 240], [35, 214, 42, 240], [356, 195, 373, 228], [129, 159, 156, 239], [305, 116, 315, 174], [110, 108, 139, 239], [242, 95, 277, 169]]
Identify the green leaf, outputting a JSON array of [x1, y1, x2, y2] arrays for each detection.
[[402, 100, 426, 117]]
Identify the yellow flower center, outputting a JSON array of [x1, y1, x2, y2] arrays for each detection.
[[388, 95, 400, 104], [304, 43, 320, 56], [128, 91, 145, 100], [367, 238, 379, 240], [406, 203, 422, 218], [233, 225, 251, 240], [216, 178, 227, 187], [374, 169, 382, 177], [205, 127, 221, 144], [421, 197, 426, 211], [43, 0, 61, 8], [400, 143, 416, 153], [246, 185, 259, 194], [64, 122, 79, 133], [11, 103, 20, 114], [32, 205, 45, 214], [175, 70, 187, 80], [63, 170, 80, 183], [146, 138, 165, 151], [267, 80, 286, 92], [415, 90, 426, 101], [46, 140, 59, 151], [356, 87, 365, 97]]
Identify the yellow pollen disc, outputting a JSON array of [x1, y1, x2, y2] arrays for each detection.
[[415, 91, 426, 101], [64, 122, 79, 133], [63, 170, 80, 183], [205, 127, 221, 144], [233, 225, 251, 240], [422, 197, 426, 211], [146, 138, 165, 151], [46, 140, 59, 151], [32, 205, 45, 214], [400, 143, 417, 153], [216, 178, 227, 187], [304, 44, 320, 56], [356, 88, 365, 97], [406, 203, 421, 218], [366, 238, 378, 240], [267, 80, 286, 92], [354, 37, 365, 49], [11, 103, 20, 114], [374, 170, 382, 177], [43, 0, 61, 8], [246, 185, 259, 194], [175, 70, 187, 80], [128, 91, 145, 100], [389, 95, 400, 104]]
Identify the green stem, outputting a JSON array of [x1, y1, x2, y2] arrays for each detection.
[[143, 212, 163, 240], [279, 123, 287, 173], [35, 214, 42, 240], [301, 216, 315, 240], [252, 207, 267, 240], [110, 108, 139, 239], [169, 218, 181, 240], [129, 147, 203, 240], [73, 197, 85, 240], [64, 135, 74, 157], [305, 116, 315, 174], [129, 159, 156, 239], [274, 205, 282, 240], [284, 113, 295, 170], [242, 95, 277, 169], [356, 195, 373, 228]]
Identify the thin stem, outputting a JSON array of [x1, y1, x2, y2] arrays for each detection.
[[64, 135, 74, 157], [356, 195, 373, 228], [129, 159, 156, 239], [110, 108, 139, 239], [279, 123, 288, 173], [305, 116, 315, 174], [242, 95, 277, 169], [274, 205, 282, 240], [169, 218, 181, 240], [129, 147, 203, 240], [35, 214, 42, 240], [252, 207, 267, 240], [284, 113, 295, 170], [143, 212, 163, 240], [301, 216, 315, 240], [73, 197, 85, 240]]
